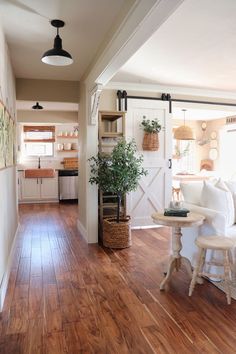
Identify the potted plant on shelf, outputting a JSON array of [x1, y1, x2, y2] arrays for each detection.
[[140, 116, 162, 151], [89, 139, 147, 249]]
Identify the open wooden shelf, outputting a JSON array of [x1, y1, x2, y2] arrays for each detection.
[[57, 150, 78, 153], [57, 135, 78, 139], [98, 111, 126, 240]]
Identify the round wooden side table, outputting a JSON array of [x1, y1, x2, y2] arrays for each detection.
[[152, 212, 205, 290]]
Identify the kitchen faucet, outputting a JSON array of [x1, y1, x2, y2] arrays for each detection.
[[38, 156, 41, 169]]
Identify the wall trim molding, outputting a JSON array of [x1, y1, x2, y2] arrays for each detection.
[[105, 81, 236, 101], [77, 219, 88, 241], [0, 222, 19, 312], [131, 225, 162, 230]]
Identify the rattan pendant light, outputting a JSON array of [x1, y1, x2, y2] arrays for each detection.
[[174, 109, 195, 140]]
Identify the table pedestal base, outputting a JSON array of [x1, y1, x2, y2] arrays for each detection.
[[160, 255, 193, 290], [151, 213, 205, 291]]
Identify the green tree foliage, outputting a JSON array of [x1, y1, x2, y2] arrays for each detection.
[[89, 139, 147, 222]]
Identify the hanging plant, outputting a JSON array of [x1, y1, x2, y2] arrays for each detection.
[[140, 116, 162, 133]]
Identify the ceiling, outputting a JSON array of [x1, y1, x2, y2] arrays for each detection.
[[0, 0, 126, 81], [113, 0, 236, 91]]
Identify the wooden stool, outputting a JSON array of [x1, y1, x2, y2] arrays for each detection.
[[189, 236, 234, 304]]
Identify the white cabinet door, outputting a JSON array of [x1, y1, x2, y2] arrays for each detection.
[[40, 176, 58, 200], [126, 99, 172, 227], [21, 177, 41, 200]]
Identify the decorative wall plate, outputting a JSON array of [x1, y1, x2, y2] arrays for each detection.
[[210, 131, 217, 139]]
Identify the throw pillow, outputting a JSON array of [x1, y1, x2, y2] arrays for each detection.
[[225, 181, 236, 223], [180, 178, 217, 206], [201, 180, 235, 227], [180, 181, 203, 206]]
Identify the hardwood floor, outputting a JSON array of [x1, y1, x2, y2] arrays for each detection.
[[0, 203, 236, 353]]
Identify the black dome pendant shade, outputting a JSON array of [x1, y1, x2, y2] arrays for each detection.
[[41, 19, 73, 66], [32, 102, 43, 110]]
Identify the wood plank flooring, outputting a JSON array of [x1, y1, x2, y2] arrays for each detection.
[[0, 203, 236, 353]]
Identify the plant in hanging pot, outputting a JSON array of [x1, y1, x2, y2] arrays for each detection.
[[89, 139, 147, 249], [140, 116, 162, 151]]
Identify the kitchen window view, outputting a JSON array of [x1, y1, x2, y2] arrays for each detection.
[[18, 123, 79, 203], [23, 126, 55, 157]]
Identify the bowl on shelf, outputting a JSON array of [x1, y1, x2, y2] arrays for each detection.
[[71, 143, 78, 150], [57, 143, 64, 151], [63, 143, 72, 150]]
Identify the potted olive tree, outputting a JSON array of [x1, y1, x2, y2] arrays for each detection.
[[140, 116, 161, 151], [89, 139, 147, 248]]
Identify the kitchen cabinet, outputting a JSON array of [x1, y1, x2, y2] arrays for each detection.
[[21, 177, 41, 201], [40, 176, 59, 200], [19, 172, 58, 202]]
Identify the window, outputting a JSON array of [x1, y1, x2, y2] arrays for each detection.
[[172, 127, 196, 175], [23, 126, 55, 157], [219, 125, 236, 179], [24, 142, 53, 156]]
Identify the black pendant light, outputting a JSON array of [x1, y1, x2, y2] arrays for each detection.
[[32, 102, 43, 110], [41, 19, 73, 66]]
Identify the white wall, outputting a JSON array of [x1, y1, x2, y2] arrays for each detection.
[[0, 25, 17, 309]]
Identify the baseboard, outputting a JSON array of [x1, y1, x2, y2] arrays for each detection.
[[77, 219, 88, 241], [131, 225, 162, 230], [19, 199, 59, 204], [0, 222, 19, 311]]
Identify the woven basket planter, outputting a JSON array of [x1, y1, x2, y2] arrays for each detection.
[[142, 132, 159, 151], [103, 217, 131, 249]]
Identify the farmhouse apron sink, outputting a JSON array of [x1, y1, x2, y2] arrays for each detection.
[[24, 169, 55, 178]]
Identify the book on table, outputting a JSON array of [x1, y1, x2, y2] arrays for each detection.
[[164, 208, 190, 217]]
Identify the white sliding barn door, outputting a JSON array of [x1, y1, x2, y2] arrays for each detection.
[[126, 99, 172, 227]]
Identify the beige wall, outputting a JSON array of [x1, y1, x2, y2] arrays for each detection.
[[100, 89, 162, 111], [17, 110, 78, 123], [78, 83, 87, 230], [202, 117, 225, 171], [77, 83, 98, 242], [0, 25, 17, 309], [16, 79, 79, 103]]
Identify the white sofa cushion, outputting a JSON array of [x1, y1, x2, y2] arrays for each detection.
[[180, 181, 203, 206], [201, 180, 235, 227], [225, 181, 236, 223], [180, 178, 218, 206]]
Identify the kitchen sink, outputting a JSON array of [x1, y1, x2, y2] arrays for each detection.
[[24, 169, 55, 178]]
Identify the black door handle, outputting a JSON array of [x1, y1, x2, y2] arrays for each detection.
[[168, 159, 172, 169]]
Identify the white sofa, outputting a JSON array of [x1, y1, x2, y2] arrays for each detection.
[[180, 180, 236, 271]]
